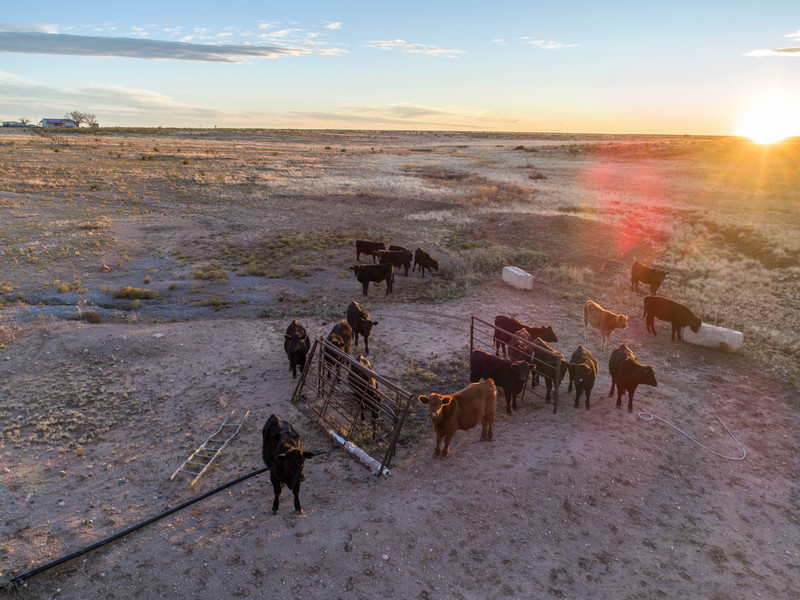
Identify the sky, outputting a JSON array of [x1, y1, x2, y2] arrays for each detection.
[[1, 1, 799, 134]]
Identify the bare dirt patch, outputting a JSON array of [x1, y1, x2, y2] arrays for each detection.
[[1, 129, 798, 600]]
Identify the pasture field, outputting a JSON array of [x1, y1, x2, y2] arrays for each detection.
[[0, 128, 798, 599]]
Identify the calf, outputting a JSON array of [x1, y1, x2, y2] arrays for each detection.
[[283, 319, 310, 379], [531, 337, 568, 403], [583, 300, 628, 350], [376, 248, 413, 276], [607, 346, 657, 412], [355, 239, 385, 263], [413, 247, 439, 278], [470, 349, 529, 414], [323, 320, 353, 383], [508, 328, 534, 363], [348, 354, 381, 437], [351, 263, 394, 296], [494, 315, 558, 357], [643, 295, 701, 341], [567, 345, 599, 410], [262, 414, 314, 514], [346, 300, 378, 354], [631, 261, 669, 295], [418, 379, 497, 458]]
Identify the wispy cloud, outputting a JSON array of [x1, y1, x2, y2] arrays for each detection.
[[521, 37, 579, 50], [0, 31, 341, 62], [745, 30, 800, 57], [744, 47, 800, 57], [0, 22, 59, 34], [325, 22, 342, 30], [365, 39, 463, 57]]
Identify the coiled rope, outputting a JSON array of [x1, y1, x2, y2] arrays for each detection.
[[3, 466, 269, 587], [637, 410, 746, 460]]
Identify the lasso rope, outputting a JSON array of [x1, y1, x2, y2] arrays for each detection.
[[637, 410, 746, 460]]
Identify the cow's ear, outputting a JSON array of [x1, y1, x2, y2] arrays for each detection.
[[418, 395, 429, 405], [285, 333, 292, 340], [303, 451, 315, 459], [441, 396, 453, 407], [372, 321, 378, 327], [277, 453, 287, 462]]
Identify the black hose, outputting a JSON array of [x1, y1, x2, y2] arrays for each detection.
[[4, 466, 269, 586]]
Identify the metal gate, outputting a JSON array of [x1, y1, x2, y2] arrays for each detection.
[[469, 316, 564, 413], [290, 338, 415, 476]]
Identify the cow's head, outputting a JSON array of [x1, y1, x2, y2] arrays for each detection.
[[616, 314, 629, 330], [430, 258, 439, 271], [655, 270, 669, 283], [351, 265, 361, 276], [277, 448, 315, 485], [640, 365, 658, 387], [542, 326, 558, 343], [689, 316, 701, 333], [510, 361, 530, 384], [358, 316, 378, 336], [418, 393, 452, 416], [569, 362, 592, 384]]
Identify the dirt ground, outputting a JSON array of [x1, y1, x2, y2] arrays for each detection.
[[0, 129, 798, 600]]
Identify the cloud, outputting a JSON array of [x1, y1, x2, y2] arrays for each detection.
[[744, 47, 800, 57], [521, 37, 579, 50], [785, 30, 800, 40], [325, 22, 342, 30], [0, 31, 341, 62], [365, 39, 463, 57], [0, 22, 59, 34]]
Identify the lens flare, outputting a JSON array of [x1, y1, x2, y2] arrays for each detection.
[[736, 97, 800, 144]]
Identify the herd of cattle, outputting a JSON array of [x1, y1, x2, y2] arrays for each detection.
[[263, 249, 704, 511], [351, 240, 439, 296]]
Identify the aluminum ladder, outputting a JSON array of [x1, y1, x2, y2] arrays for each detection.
[[170, 410, 249, 487]]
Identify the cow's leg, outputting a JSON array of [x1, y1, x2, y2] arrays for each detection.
[[271, 477, 282, 514], [486, 415, 494, 440], [671, 325, 677, 341], [545, 381, 552, 403], [292, 482, 303, 514], [608, 376, 616, 396], [574, 387, 581, 408], [362, 282, 369, 295], [627, 390, 635, 413], [364, 336, 369, 355], [585, 386, 592, 410], [433, 433, 443, 457], [441, 432, 455, 457], [616, 389, 623, 409]]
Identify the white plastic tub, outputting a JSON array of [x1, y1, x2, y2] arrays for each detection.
[[683, 323, 743, 352], [502, 266, 533, 290]]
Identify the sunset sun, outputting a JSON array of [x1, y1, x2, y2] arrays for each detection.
[[736, 97, 800, 144]]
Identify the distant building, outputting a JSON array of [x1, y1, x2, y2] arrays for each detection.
[[2, 121, 28, 127], [39, 118, 79, 128]]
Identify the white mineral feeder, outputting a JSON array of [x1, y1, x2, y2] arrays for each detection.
[[683, 323, 743, 352], [502, 266, 533, 290]]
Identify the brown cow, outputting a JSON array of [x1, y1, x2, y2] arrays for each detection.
[[583, 300, 628, 350], [418, 379, 497, 458]]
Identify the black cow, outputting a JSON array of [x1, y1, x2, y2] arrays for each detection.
[[346, 300, 378, 354], [388, 244, 409, 253], [470, 349, 529, 414], [355, 240, 386, 263], [262, 414, 314, 514], [376, 248, 413, 276], [283, 319, 310, 379], [531, 337, 568, 403], [323, 320, 353, 383], [643, 295, 701, 341], [348, 354, 381, 437], [351, 263, 394, 296], [631, 261, 669, 295], [567, 345, 599, 410], [413, 247, 439, 278], [494, 315, 558, 357], [607, 345, 657, 412]]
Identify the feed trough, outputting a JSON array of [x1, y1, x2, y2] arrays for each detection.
[[683, 323, 743, 352], [502, 266, 533, 290]]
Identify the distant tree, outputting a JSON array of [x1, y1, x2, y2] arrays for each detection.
[[84, 113, 98, 128], [65, 111, 87, 126], [19, 117, 30, 125]]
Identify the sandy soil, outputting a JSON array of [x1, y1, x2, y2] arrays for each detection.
[[0, 130, 798, 600]]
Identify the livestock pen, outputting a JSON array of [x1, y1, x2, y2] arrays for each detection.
[[469, 316, 564, 413], [290, 338, 415, 475]]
